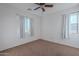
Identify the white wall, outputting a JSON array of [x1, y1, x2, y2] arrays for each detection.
[[0, 4, 40, 51], [42, 5, 79, 48]]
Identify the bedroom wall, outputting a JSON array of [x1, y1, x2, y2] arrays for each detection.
[[0, 4, 40, 51], [42, 4, 79, 48]]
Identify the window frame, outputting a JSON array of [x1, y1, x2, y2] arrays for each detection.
[[20, 15, 32, 39], [63, 11, 79, 39]]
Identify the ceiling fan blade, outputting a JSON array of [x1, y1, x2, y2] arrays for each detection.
[[35, 3, 45, 5], [45, 5, 53, 7], [35, 3, 40, 5], [34, 7, 40, 10], [42, 8, 45, 12]]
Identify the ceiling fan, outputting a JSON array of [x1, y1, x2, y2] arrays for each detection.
[[34, 3, 53, 12], [28, 3, 53, 12]]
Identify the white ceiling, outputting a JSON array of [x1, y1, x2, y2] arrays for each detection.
[[8, 3, 79, 16]]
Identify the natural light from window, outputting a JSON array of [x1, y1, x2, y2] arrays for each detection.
[[24, 17, 31, 34], [64, 12, 79, 39]]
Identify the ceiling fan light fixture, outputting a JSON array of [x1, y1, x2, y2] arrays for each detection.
[[28, 3, 53, 12]]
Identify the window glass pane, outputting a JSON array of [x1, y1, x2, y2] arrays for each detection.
[[24, 17, 30, 33], [69, 13, 77, 33]]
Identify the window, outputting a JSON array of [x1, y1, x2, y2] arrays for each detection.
[[20, 16, 31, 38], [64, 12, 79, 39], [69, 13, 78, 34], [24, 17, 31, 34]]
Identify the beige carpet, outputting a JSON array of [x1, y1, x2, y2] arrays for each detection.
[[0, 39, 79, 56]]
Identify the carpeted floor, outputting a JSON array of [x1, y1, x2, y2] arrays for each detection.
[[0, 39, 79, 56]]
